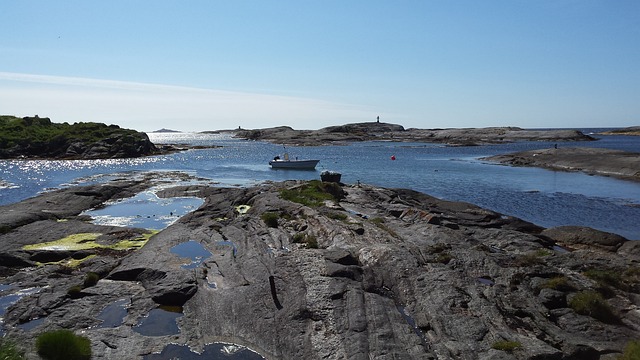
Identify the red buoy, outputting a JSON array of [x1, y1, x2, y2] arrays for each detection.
[[390, 155, 396, 160]]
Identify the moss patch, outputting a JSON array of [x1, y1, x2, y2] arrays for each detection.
[[23, 233, 103, 251]]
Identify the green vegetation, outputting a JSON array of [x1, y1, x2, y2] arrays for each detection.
[[261, 212, 279, 228], [83, 272, 100, 287], [23, 231, 156, 255], [540, 276, 576, 292], [36, 329, 91, 360], [585, 268, 624, 290], [619, 340, 640, 360], [292, 233, 318, 248], [67, 285, 84, 299], [435, 252, 453, 264], [327, 211, 348, 221], [280, 180, 344, 207], [491, 340, 522, 352], [0, 115, 148, 156], [514, 249, 551, 267], [0, 114, 156, 160], [569, 290, 619, 324], [0, 338, 25, 360]]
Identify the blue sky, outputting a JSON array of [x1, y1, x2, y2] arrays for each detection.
[[1, 1, 638, 132]]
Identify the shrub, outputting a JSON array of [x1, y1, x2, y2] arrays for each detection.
[[327, 211, 348, 221], [67, 285, 84, 299], [569, 290, 619, 324], [280, 180, 342, 207], [541, 276, 576, 292], [0, 338, 25, 360], [435, 252, 453, 264], [619, 340, 640, 360], [292, 233, 318, 248], [491, 340, 521, 352], [585, 269, 624, 290], [36, 329, 91, 360], [83, 272, 100, 288], [261, 212, 279, 228], [305, 234, 318, 249]]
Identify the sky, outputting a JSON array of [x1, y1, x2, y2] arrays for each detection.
[[1, 1, 639, 132]]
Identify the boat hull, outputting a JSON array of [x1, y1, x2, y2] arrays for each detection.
[[269, 159, 319, 170]]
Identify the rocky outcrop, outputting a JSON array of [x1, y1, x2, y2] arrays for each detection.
[[1, 174, 639, 359], [234, 123, 595, 146], [483, 147, 640, 182], [0, 115, 160, 159]]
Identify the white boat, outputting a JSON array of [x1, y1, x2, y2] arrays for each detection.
[[269, 153, 319, 170]]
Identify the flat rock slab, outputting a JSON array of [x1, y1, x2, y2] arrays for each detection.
[[484, 147, 640, 182]]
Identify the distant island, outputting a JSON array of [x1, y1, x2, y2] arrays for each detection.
[[233, 122, 596, 146], [600, 126, 640, 136], [151, 128, 181, 133]]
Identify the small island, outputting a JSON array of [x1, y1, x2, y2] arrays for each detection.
[[234, 122, 595, 146], [0, 115, 160, 160]]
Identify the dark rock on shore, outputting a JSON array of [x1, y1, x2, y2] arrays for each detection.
[[1, 173, 639, 359], [483, 147, 640, 182], [234, 122, 595, 146]]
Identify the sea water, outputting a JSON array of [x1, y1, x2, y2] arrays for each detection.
[[1, 130, 639, 240]]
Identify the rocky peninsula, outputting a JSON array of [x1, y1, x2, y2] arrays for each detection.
[[1, 172, 639, 359], [484, 147, 640, 182], [234, 122, 595, 146]]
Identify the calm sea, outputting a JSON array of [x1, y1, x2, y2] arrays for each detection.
[[1, 129, 639, 240]]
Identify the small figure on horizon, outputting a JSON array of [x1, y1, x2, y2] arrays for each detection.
[[554, 144, 558, 149], [377, 116, 380, 123]]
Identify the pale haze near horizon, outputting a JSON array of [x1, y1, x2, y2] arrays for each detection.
[[1, 1, 638, 132]]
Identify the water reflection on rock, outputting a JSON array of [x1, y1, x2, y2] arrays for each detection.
[[97, 298, 130, 328], [83, 190, 203, 230], [170, 240, 212, 269], [133, 305, 183, 336]]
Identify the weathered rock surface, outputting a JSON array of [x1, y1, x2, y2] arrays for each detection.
[[1, 174, 639, 359], [483, 147, 640, 182], [234, 122, 595, 146]]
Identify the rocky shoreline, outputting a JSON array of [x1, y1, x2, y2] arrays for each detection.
[[1, 172, 639, 359], [234, 123, 595, 146], [483, 147, 640, 182]]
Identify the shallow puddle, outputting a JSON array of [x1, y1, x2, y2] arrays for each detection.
[[97, 298, 129, 328], [83, 190, 203, 230], [133, 305, 183, 336], [476, 277, 495, 286], [215, 240, 238, 257], [144, 342, 265, 359], [0, 287, 43, 336], [170, 240, 212, 269], [17, 317, 45, 331], [552, 245, 571, 253]]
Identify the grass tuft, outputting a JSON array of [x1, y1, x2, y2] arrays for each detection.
[[619, 339, 640, 360], [569, 290, 619, 324], [261, 212, 279, 228], [36, 329, 91, 360], [491, 340, 521, 352], [0, 338, 25, 360]]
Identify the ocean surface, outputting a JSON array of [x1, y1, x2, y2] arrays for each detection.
[[1, 129, 639, 240]]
